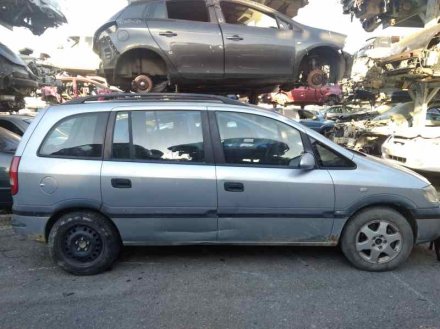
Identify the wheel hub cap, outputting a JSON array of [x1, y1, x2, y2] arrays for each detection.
[[356, 220, 402, 264]]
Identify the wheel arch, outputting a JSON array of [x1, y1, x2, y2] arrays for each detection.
[[45, 207, 121, 243], [114, 46, 170, 80], [338, 202, 418, 244], [295, 45, 346, 83]]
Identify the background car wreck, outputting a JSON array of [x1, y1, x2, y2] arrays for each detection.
[[0, 0, 66, 36], [0, 0, 67, 111], [94, 0, 351, 99]]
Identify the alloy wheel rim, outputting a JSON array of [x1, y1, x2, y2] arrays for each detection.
[[355, 220, 402, 264]]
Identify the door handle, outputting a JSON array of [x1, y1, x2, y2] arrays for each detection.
[[159, 31, 178, 37], [226, 35, 243, 41], [111, 178, 132, 189], [224, 182, 244, 192]]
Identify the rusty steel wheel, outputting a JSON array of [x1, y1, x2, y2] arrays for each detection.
[[131, 74, 153, 93], [307, 69, 328, 88]]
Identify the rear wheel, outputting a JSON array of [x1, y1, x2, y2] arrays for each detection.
[[48, 211, 122, 275], [341, 207, 414, 271]]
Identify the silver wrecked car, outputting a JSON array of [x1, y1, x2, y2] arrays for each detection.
[[11, 93, 440, 275]]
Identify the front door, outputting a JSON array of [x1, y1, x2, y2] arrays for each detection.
[[101, 107, 217, 243], [219, 1, 295, 79], [147, 0, 224, 79], [211, 109, 335, 243]]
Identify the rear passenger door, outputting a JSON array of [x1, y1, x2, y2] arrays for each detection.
[[101, 106, 218, 244]]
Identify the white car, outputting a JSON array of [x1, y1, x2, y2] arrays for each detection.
[[382, 127, 440, 172]]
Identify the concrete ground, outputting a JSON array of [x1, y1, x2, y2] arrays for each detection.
[[1, 220, 440, 329]]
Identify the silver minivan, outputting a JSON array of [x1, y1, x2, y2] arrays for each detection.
[[11, 94, 440, 275]]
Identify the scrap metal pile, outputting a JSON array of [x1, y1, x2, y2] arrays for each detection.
[[0, 0, 66, 111]]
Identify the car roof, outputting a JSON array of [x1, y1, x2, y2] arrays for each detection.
[[0, 114, 34, 121], [62, 93, 248, 107]]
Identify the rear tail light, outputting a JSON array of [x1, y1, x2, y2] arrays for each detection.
[[9, 156, 20, 196]]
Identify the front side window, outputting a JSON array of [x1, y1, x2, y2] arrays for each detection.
[[166, 0, 209, 22], [220, 2, 278, 28], [39, 112, 108, 158], [216, 112, 304, 166], [112, 110, 205, 163], [310, 138, 354, 168]]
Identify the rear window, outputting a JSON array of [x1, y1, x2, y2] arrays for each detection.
[[39, 112, 108, 159], [0, 128, 19, 154]]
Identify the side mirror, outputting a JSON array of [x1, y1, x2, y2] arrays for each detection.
[[299, 153, 316, 170]]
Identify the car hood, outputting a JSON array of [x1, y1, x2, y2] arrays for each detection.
[[353, 152, 430, 187], [0, 42, 29, 68]]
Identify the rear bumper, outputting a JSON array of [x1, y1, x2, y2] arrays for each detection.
[[413, 207, 440, 244], [11, 213, 49, 242]]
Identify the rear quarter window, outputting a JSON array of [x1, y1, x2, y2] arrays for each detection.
[[39, 112, 109, 159]]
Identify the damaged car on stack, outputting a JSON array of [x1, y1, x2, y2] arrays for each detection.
[[94, 0, 351, 100], [0, 0, 66, 111], [0, 43, 38, 112]]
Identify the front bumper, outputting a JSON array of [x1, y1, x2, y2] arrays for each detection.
[[12, 213, 50, 242], [413, 207, 440, 244]]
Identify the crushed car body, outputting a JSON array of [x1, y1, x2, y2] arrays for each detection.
[[375, 24, 440, 84], [382, 127, 440, 172], [0, 43, 38, 112], [332, 102, 440, 161], [0, 0, 67, 35], [341, 0, 428, 32]]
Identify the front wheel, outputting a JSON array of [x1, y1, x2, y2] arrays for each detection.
[[48, 211, 122, 275], [341, 207, 414, 271]]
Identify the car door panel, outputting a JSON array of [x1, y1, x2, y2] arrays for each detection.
[[101, 107, 218, 244], [147, 1, 224, 78], [101, 162, 218, 243], [216, 166, 335, 242], [210, 109, 335, 243], [219, 1, 295, 78]]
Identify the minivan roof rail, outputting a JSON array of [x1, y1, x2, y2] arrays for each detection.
[[62, 93, 247, 106]]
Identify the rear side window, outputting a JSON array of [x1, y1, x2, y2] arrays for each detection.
[[166, 0, 209, 22], [119, 2, 150, 20], [39, 112, 108, 159], [112, 110, 205, 163]]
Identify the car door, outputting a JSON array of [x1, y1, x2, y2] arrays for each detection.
[[147, 0, 224, 78], [218, 1, 295, 78], [101, 106, 218, 243], [210, 108, 335, 243]]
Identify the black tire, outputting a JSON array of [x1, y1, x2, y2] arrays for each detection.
[[48, 211, 122, 275], [340, 207, 414, 272]]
